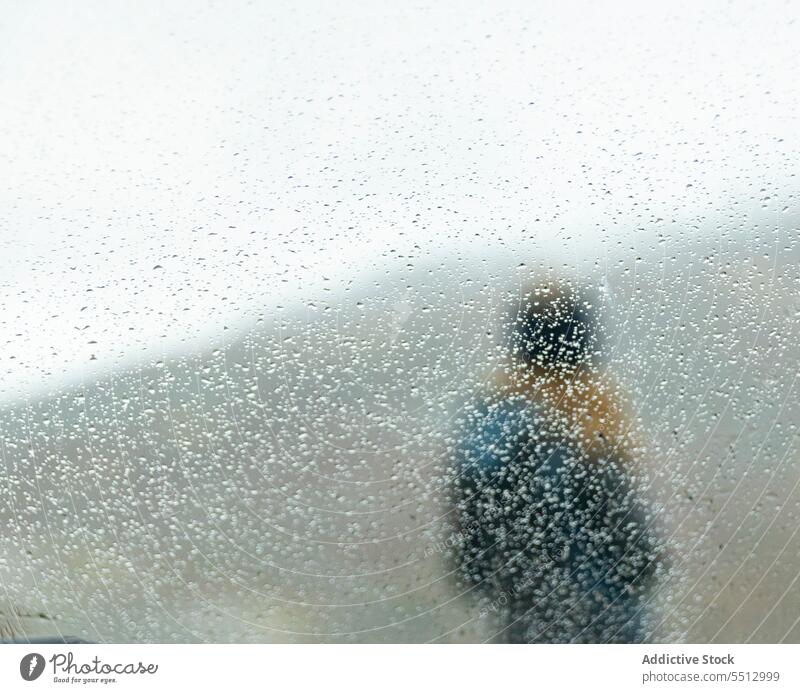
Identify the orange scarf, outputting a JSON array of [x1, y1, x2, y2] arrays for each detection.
[[492, 363, 640, 466]]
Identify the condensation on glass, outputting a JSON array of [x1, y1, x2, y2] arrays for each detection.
[[0, 1, 798, 643]]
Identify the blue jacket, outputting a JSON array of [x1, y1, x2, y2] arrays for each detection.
[[451, 388, 659, 643]]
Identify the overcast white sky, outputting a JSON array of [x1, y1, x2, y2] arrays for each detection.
[[0, 0, 797, 400]]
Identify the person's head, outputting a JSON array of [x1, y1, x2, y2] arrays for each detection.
[[508, 282, 598, 370]]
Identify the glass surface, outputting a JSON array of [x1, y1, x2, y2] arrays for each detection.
[[1, 0, 798, 643]]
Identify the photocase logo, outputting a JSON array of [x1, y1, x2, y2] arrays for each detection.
[[20, 653, 45, 682]]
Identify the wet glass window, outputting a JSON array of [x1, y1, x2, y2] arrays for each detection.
[[1, 1, 798, 643]]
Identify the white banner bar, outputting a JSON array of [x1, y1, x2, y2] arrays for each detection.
[[0, 644, 797, 693]]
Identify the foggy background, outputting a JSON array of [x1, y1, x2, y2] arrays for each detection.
[[1, 0, 799, 642]]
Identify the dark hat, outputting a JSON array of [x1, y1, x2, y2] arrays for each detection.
[[509, 283, 598, 367]]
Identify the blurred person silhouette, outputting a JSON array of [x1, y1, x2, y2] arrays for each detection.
[[450, 280, 660, 643]]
